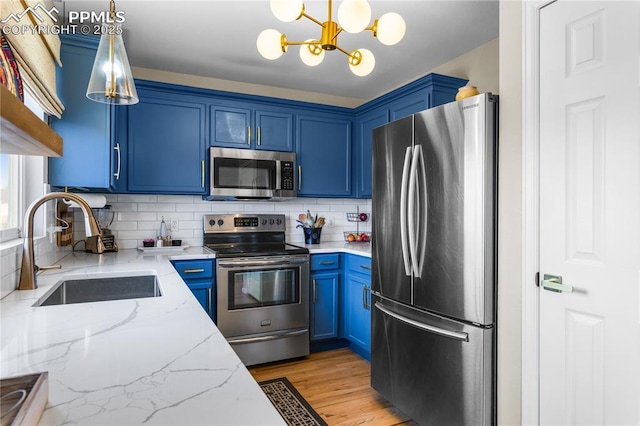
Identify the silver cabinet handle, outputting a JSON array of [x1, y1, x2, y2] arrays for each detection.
[[257, 126, 261, 146], [400, 146, 412, 276], [360, 265, 371, 271], [312, 279, 317, 303], [541, 274, 574, 293], [247, 126, 251, 145], [319, 261, 335, 265], [298, 165, 302, 190], [183, 268, 205, 274], [375, 302, 468, 342], [113, 143, 121, 180]]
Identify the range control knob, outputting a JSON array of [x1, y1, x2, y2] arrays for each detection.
[[276, 218, 282, 225], [261, 218, 268, 226], [209, 219, 215, 227], [269, 218, 275, 225], [217, 219, 224, 226]]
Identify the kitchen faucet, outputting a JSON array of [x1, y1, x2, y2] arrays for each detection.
[[18, 192, 104, 290]]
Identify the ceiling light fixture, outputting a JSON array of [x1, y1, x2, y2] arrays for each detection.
[[86, 0, 138, 105], [257, 0, 406, 77]]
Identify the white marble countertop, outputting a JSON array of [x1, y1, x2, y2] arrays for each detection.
[[300, 241, 371, 258], [0, 247, 284, 425]]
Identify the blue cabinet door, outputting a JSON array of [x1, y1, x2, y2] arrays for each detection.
[[296, 114, 352, 197], [389, 87, 429, 121], [310, 271, 339, 341], [49, 35, 120, 190], [345, 271, 371, 358], [172, 260, 215, 321], [354, 108, 389, 198], [127, 92, 207, 194], [255, 110, 293, 151], [210, 104, 251, 148]]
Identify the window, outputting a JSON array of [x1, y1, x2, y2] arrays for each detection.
[[0, 154, 22, 241], [0, 91, 47, 242]]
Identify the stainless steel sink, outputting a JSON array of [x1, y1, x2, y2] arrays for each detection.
[[35, 274, 161, 306]]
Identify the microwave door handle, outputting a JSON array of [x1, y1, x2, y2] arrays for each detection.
[[275, 161, 281, 190], [400, 146, 412, 277]]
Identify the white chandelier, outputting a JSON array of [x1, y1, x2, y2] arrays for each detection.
[[257, 0, 406, 77]]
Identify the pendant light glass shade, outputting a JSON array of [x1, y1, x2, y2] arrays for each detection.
[[376, 12, 406, 46], [270, 0, 304, 22], [349, 48, 375, 76], [299, 40, 325, 66], [257, 29, 287, 60], [338, 0, 371, 34], [86, 33, 138, 105]]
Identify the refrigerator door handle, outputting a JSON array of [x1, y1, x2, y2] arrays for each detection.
[[408, 146, 420, 277], [375, 302, 469, 342], [400, 146, 412, 276], [414, 145, 428, 278]]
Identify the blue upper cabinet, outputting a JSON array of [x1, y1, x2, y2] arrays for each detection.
[[354, 108, 389, 198], [210, 101, 293, 151], [49, 35, 123, 191], [296, 113, 352, 197], [126, 88, 207, 194], [255, 109, 294, 151], [353, 73, 468, 198]]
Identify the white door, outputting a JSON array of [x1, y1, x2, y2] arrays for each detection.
[[539, 1, 640, 424]]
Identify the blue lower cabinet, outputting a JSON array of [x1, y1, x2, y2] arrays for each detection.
[[172, 260, 215, 321], [344, 271, 371, 360], [310, 271, 339, 341]]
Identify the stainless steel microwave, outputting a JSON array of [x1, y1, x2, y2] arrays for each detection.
[[207, 147, 296, 200]]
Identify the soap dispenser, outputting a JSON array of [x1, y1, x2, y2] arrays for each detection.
[[159, 216, 168, 244]]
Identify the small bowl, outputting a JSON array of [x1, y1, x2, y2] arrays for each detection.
[[171, 239, 182, 246]]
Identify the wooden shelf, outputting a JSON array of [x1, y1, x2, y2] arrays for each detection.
[[0, 85, 62, 157]]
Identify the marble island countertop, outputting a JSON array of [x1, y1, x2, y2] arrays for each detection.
[[0, 247, 285, 425]]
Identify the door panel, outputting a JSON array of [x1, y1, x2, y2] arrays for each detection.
[[371, 116, 413, 305], [412, 97, 497, 326], [539, 2, 640, 424]]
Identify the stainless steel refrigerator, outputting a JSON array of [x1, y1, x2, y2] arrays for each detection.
[[371, 93, 498, 425]]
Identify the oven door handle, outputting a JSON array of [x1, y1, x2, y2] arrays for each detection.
[[217, 259, 309, 268], [226, 328, 309, 345]]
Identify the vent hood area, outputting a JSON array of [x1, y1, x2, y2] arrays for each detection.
[[0, 86, 62, 157]]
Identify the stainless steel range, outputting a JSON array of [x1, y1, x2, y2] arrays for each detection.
[[204, 214, 310, 366]]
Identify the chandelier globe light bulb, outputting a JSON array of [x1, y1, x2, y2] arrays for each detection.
[[376, 12, 406, 46], [338, 0, 372, 34], [257, 29, 286, 60], [270, 0, 304, 22]]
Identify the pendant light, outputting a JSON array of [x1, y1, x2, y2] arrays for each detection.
[[86, 0, 138, 105]]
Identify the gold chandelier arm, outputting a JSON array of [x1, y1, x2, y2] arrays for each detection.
[[301, 12, 324, 27], [286, 40, 318, 46], [334, 44, 353, 57]]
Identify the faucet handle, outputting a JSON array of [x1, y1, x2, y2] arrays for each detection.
[[36, 264, 62, 272]]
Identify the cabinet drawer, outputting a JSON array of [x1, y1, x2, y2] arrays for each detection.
[[173, 260, 213, 279], [311, 254, 340, 271], [346, 254, 372, 275]]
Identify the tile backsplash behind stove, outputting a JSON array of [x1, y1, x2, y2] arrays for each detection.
[[72, 195, 372, 249]]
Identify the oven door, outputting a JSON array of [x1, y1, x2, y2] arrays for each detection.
[[216, 255, 309, 338]]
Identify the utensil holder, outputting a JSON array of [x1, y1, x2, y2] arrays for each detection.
[[303, 227, 322, 244]]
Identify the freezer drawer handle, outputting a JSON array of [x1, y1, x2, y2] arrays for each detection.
[[375, 302, 469, 342]]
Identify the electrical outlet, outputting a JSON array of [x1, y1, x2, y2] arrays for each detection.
[[169, 218, 179, 232]]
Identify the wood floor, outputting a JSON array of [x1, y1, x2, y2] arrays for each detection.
[[249, 348, 418, 426]]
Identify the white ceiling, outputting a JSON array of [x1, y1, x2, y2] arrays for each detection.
[[59, 0, 499, 102]]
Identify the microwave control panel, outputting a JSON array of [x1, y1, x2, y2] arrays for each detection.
[[281, 161, 294, 191]]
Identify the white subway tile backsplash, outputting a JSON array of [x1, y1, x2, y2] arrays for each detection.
[[64, 195, 371, 251]]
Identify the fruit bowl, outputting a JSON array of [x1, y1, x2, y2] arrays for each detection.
[[344, 231, 371, 243]]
